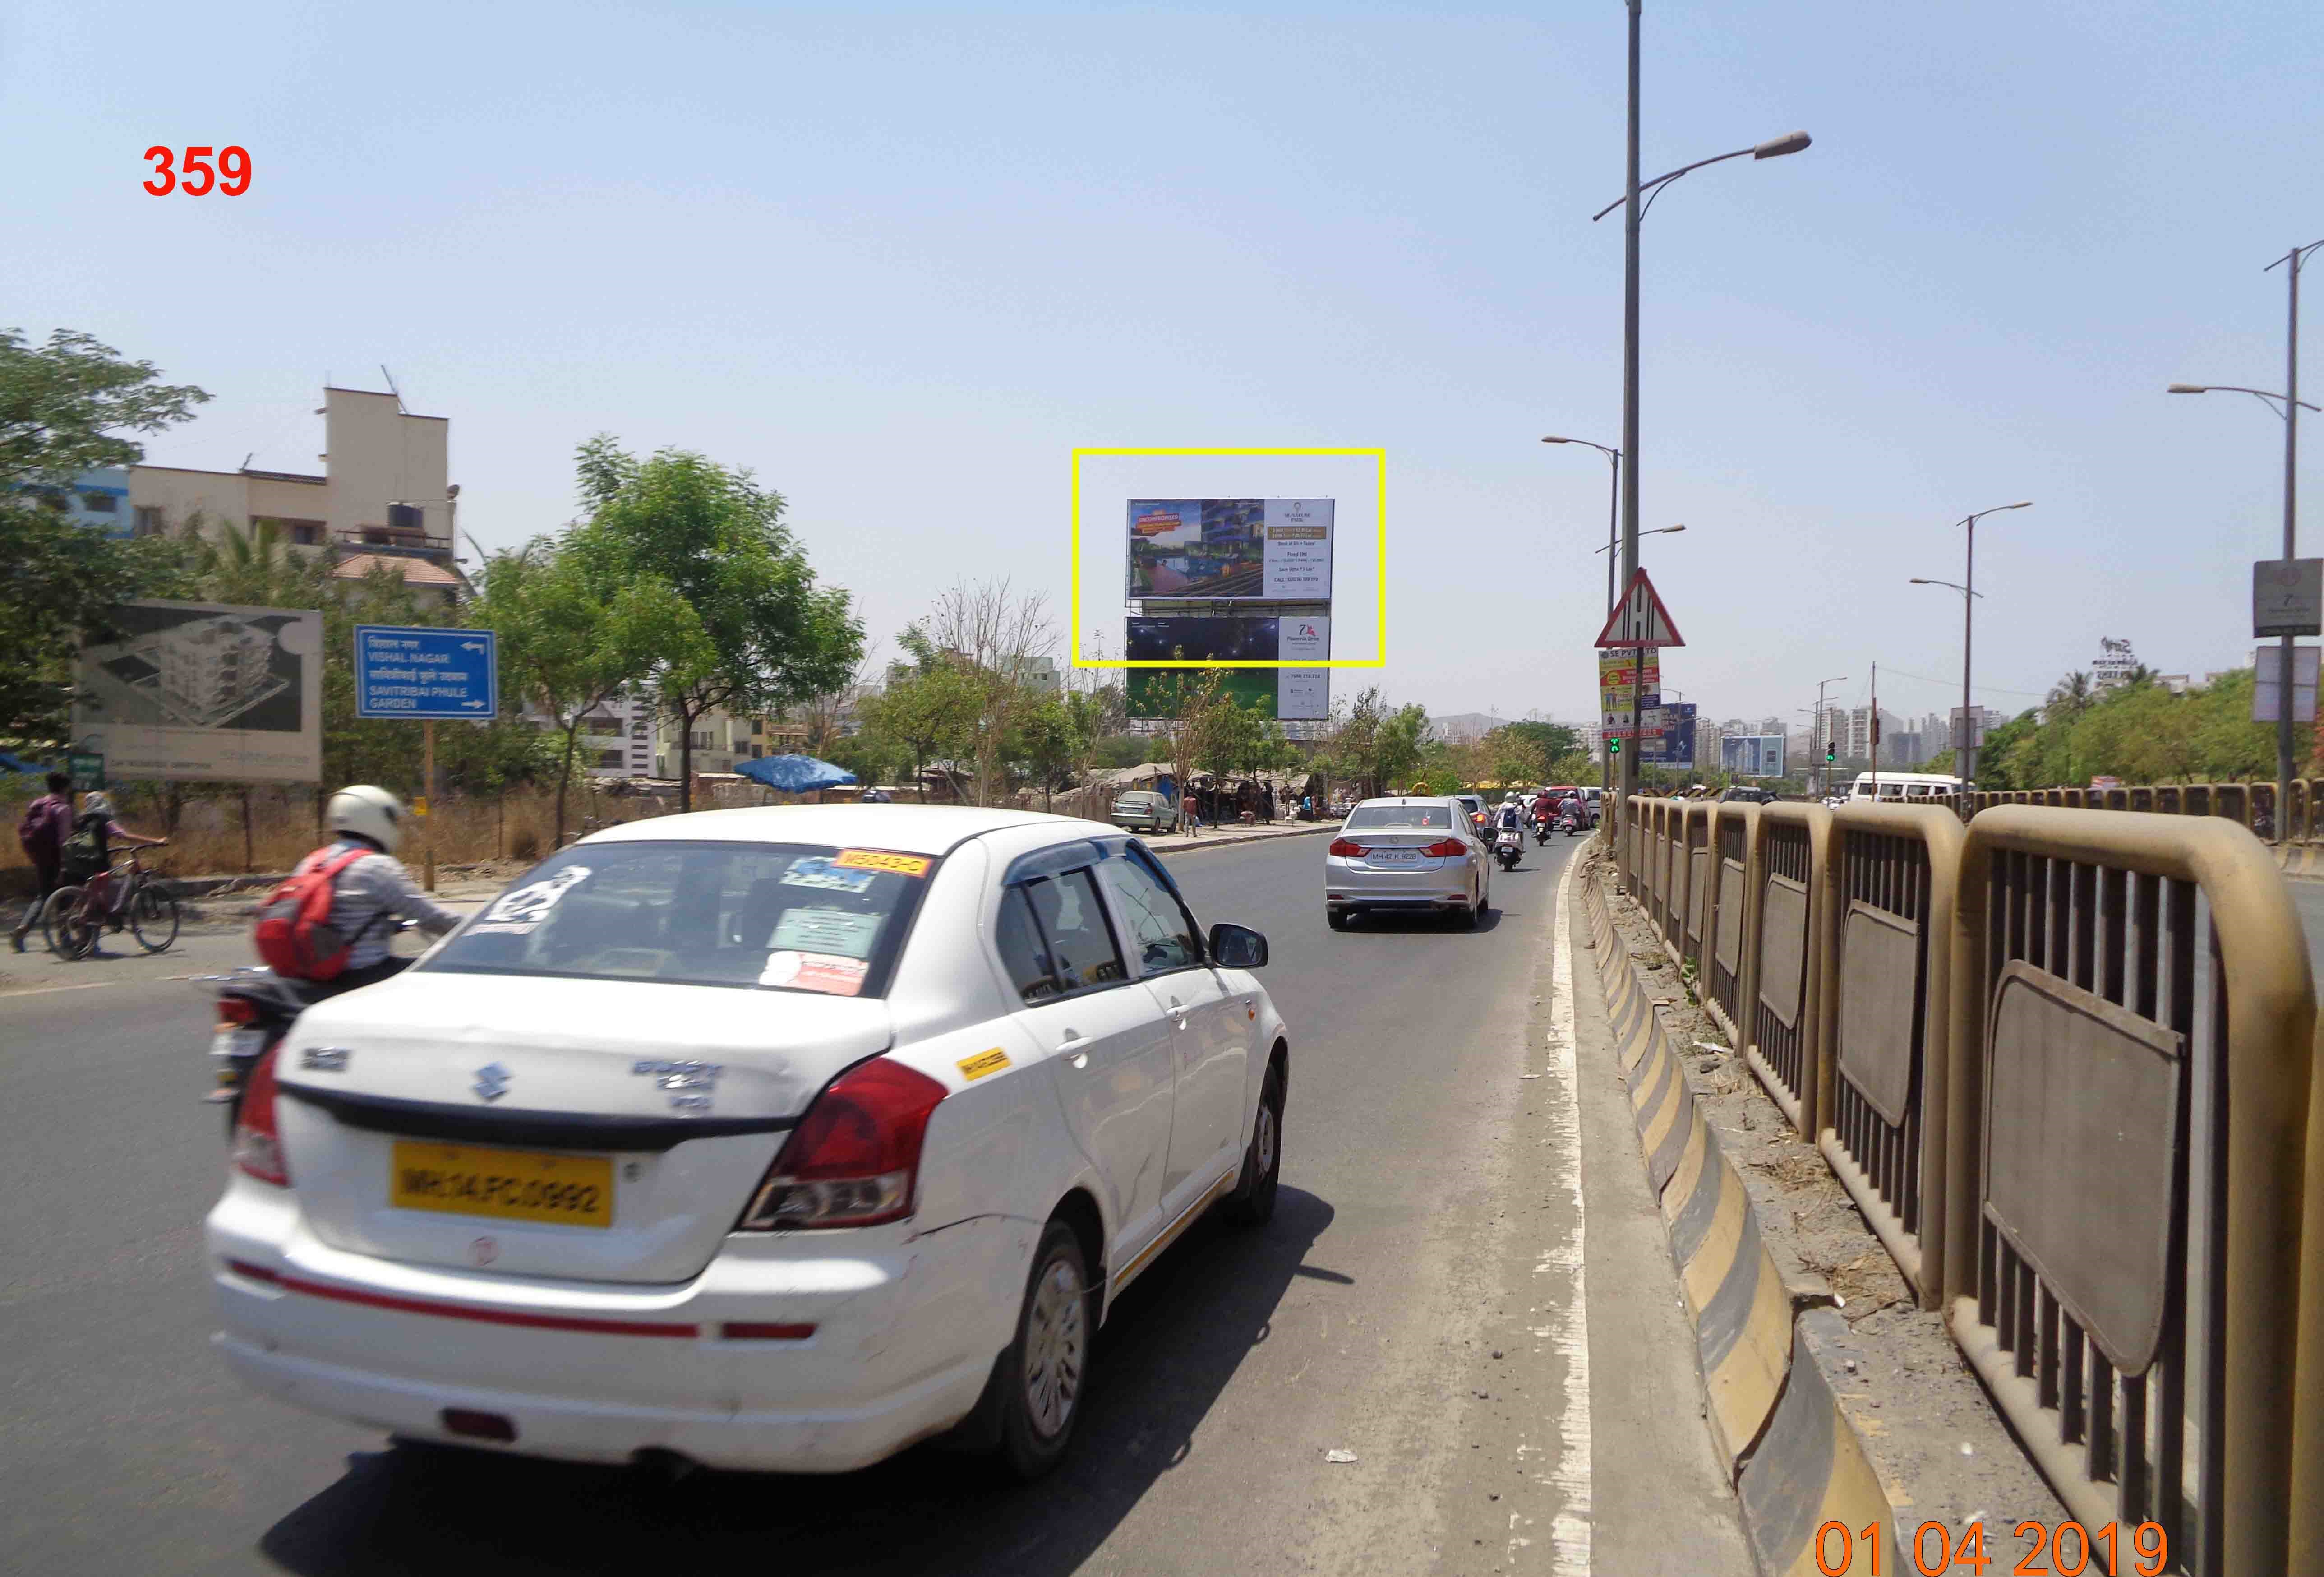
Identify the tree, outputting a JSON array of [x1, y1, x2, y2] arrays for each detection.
[[574, 437, 862, 810], [858, 652, 978, 802], [0, 329, 209, 750], [472, 533, 708, 845], [907, 578, 1055, 806]]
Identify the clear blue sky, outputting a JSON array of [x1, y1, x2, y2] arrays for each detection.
[[9, 0, 2321, 734]]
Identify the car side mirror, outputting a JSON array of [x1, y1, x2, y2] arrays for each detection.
[[1208, 922, 1268, 969]]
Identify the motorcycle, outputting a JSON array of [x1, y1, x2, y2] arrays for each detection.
[[1532, 810, 1553, 846], [1561, 810, 1585, 837], [202, 920, 417, 1132], [1494, 823, 1525, 871]]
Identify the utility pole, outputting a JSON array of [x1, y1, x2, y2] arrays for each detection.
[[2262, 240, 2319, 837], [1869, 664, 1879, 801], [1615, 0, 1644, 890]]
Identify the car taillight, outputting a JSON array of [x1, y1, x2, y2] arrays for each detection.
[[1421, 837, 1466, 857], [217, 996, 258, 1027], [738, 1058, 948, 1230], [232, 1045, 290, 1185], [1329, 838, 1366, 857]]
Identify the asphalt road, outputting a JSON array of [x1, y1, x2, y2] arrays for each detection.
[[1, 829, 1747, 1576]]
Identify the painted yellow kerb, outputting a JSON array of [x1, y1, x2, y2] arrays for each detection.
[[1068, 446, 1387, 668]]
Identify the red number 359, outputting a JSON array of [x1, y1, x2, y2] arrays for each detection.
[[143, 146, 252, 196]]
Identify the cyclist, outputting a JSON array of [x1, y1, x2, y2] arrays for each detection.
[[11, 771, 75, 952], [65, 791, 168, 917], [287, 785, 463, 993]]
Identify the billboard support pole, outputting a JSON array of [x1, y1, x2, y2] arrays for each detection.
[[423, 719, 436, 893]]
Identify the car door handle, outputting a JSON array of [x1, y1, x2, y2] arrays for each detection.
[[1056, 1033, 1092, 1068]]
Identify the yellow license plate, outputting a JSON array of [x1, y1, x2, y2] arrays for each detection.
[[390, 1141, 615, 1229]]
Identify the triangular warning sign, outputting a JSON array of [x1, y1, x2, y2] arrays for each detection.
[[1593, 567, 1685, 648]]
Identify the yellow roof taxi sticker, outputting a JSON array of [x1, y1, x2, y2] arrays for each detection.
[[834, 849, 933, 878], [957, 1048, 1012, 1081]]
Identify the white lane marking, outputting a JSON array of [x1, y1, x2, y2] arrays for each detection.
[[0, 981, 111, 999], [1535, 851, 1591, 1575]]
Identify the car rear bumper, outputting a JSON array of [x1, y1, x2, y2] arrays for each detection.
[[205, 1181, 1015, 1473], [214, 1329, 988, 1473]]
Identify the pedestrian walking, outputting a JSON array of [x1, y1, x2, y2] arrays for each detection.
[[12, 772, 74, 952]]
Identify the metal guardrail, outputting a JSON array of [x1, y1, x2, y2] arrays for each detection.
[[1700, 801, 1760, 1047], [1612, 796, 2324, 1565], [1659, 802, 1692, 957], [1745, 803, 1831, 1137], [1817, 804, 1963, 1309], [1945, 808, 2315, 1575]]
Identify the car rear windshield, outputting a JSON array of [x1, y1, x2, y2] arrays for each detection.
[[419, 841, 936, 998], [1345, 804, 1452, 829]]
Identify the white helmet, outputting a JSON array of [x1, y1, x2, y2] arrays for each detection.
[[80, 791, 113, 817], [327, 784, 408, 853]]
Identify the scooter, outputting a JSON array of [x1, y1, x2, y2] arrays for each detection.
[[1561, 810, 1586, 837], [1532, 809, 1554, 846], [1494, 824, 1525, 871], [203, 966, 318, 1134]]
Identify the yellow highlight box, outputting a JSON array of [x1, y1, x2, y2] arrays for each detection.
[[1069, 446, 1386, 668]]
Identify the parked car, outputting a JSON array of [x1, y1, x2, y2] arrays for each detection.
[[1110, 790, 1173, 833], [1450, 793, 1488, 839], [206, 806, 1288, 1481], [1325, 796, 1490, 930]]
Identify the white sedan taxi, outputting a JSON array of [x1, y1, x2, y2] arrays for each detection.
[[206, 805, 1288, 1480]]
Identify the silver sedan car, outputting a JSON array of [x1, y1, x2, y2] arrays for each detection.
[[1323, 796, 1490, 931]]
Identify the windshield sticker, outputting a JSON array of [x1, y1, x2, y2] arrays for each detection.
[[779, 856, 878, 894], [834, 849, 932, 879], [468, 866, 592, 936], [758, 949, 870, 996], [769, 907, 884, 958]]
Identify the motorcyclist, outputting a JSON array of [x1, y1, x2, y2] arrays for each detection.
[[1496, 795, 1527, 835], [1559, 790, 1587, 828], [289, 785, 464, 994]]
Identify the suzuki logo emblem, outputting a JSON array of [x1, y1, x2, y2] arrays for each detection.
[[472, 1062, 511, 1102]]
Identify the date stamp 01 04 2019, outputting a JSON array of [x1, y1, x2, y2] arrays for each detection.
[[143, 145, 251, 196], [1810, 1518, 2171, 1576]]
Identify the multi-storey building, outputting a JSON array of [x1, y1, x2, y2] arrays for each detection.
[[125, 386, 466, 607]]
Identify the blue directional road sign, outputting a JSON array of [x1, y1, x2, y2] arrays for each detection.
[[354, 625, 499, 721]]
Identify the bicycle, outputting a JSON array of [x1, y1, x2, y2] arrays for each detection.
[[42, 845, 181, 959]]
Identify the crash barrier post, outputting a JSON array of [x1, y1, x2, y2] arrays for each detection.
[[2215, 782, 2248, 830], [2131, 787, 2154, 811], [1625, 795, 1645, 895], [2065, 788, 2088, 808], [1817, 805, 1962, 1309], [1643, 799, 1666, 931], [1944, 807, 2318, 1576], [1744, 802, 1834, 1137], [2185, 783, 2212, 817], [1703, 803, 1762, 1048], [2045, 789, 2067, 808], [2106, 788, 2131, 811], [2158, 785, 2183, 814], [1681, 804, 1713, 973], [1661, 803, 1692, 959]]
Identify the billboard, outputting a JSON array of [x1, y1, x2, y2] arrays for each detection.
[[70, 599, 323, 782], [1125, 615, 1329, 721], [1128, 499, 1333, 600], [1638, 702, 1697, 767], [1721, 733, 1787, 779]]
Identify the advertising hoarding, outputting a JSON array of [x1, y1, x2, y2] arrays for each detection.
[[1638, 702, 1697, 767], [1127, 499, 1333, 600], [1721, 733, 1787, 779], [1124, 615, 1329, 721], [70, 599, 323, 783]]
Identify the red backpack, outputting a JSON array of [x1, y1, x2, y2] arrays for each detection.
[[250, 846, 375, 980]]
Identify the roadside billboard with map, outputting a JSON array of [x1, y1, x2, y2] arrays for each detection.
[[69, 599, 323, 782]]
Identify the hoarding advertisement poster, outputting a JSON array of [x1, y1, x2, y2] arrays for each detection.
[[1124, 615, 1329, 721], [1127, 498, 1333, 600], [1720, 733, 1787, 779], [1639, 702, 1697, 767], [70, 599, 324, 783]]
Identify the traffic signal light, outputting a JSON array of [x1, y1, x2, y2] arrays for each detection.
[[1825, 744, 1836, 764], [1609, 736, 1622, 755]]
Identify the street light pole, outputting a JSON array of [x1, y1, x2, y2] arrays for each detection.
[[1541, 435, 1622, 799], [1617, 0, 1643, 879], [1812, 675, 1846, 796], [1947, 502, 2032, 784], [2168, 235, 2322, 835]]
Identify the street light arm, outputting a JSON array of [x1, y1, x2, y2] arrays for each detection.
[[1591, 132, 1812, 221], [2167, 383, 2322, 416]]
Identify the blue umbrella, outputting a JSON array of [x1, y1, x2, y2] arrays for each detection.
[[0, 751, 54, 775], [734, 754, 859, 793]]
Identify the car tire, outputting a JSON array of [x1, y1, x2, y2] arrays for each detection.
[[1456, 898, 1480, 930], [1222, 1059, 1285, 1229], [992, 1219, 1093, 1481], [1326, 909, 1350, 931]]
